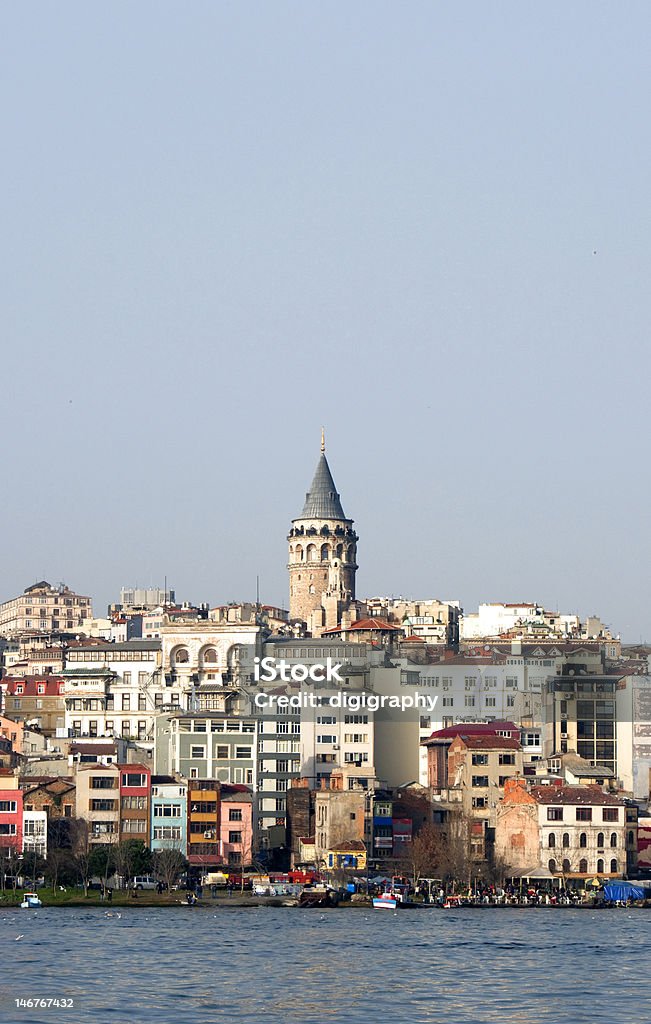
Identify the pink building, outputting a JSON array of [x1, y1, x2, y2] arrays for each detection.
[[0, 771, 23, 853], [219, 785, 253, 868]]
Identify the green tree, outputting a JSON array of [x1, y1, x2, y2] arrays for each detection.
[[113, 840, 152, 888]]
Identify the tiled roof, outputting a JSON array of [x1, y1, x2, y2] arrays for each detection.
[[455, 735, 521, 750], [424, 721, 519, 742], [530, 785, 623, 806], [298, 453, 346, 520]]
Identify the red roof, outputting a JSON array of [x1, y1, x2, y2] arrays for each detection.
[[6, 677, 65, 696], [453, 735, 521, 750], [424, 721, 519, 743], [530, 785, 623, 806], [401, 635, 426, 643]]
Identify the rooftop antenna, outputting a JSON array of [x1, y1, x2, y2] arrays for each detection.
[[321, 426, 325, 453], [256, 575, 260, 606]]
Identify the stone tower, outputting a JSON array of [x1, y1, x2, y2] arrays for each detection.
[[288, 434, 358, 633]]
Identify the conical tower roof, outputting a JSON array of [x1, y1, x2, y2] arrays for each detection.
[[299, 451, 347, 520]]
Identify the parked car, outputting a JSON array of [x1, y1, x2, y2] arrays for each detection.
[[132, 876, 158, 890]]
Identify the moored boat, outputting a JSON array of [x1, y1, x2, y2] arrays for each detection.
[[373, 893, 398, 910], [20, 892, 42, 909]]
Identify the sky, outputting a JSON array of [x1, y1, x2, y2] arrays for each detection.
[[2, 2, 650, 639]]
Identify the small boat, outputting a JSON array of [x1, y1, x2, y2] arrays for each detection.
[[20, 893, 42, 909], [373, 893, 398, 910]]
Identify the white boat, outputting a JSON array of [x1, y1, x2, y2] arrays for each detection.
[[20, 893, 42, 909], [373, 893, 398, 910]]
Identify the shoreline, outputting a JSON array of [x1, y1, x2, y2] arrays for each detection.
[[3, 895, 650, 910]]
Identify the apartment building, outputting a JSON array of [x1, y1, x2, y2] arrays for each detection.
[[0, 581, 92, 636]]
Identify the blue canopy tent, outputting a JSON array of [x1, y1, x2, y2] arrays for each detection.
[[603, 881, 645, 902]]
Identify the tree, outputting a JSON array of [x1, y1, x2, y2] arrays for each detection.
[[112, 840, 152, 888], [22, 850, 46, 888], [44, 847, 77, 893], [152, 847, 187, 892], [398, 824, 448, 886], [70, 820, 93, 896], [88, 844, 117, 889], [440, 813, 473, 891]]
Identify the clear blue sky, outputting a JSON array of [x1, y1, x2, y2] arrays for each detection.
[[2, 2, 650, 639]]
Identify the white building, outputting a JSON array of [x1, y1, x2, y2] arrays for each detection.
[[22, 810, 47, 858]]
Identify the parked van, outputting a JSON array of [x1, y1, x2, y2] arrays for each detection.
[[132, 876, 158, 890]]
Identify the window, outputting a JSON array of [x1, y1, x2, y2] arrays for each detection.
[[191, 746, 205, 759], [579, 833, 587, 848], [547, 808, 563, 821], [229, 831, 242, 844], [235, 747, 250, 759], [499, 753, 515, 765], [122, 819, 146, 833], [603, 808, 619, 822], [548, 859, 557, 873], [548, 833, 556, 848], [123, 773, 146, 788], [138, 695, 147, 711], [610, 832, 617, 848], [472, 796, 487, 809], [91, 777, 116, 790], [154, 804, 181, 818], [442, 697, 454, 707], [597, 858, 604, 873], [90, 799, 116, 812], [485, 697, 496, 707], [154, 826, 182, 841], [216, 745, 229, 759], [472, 754, 488, 766], [0, 800, 17, 812], [122, 796, 147, 810], [610, 858, 618, 873], [464, 696, 475, 708], [562, 833, 570, 848], [472, 776, 489, 788], [597, 832, 604, 848], [576, 808, 592, 822], [121, 721, 131, 737], [562, 859, 571, 873], [506, 695, 515, 707], [229, 809, 243, 821], [122, 694, 131, 711], [0, 824, 17, 835], [579, 858, 588, 873]]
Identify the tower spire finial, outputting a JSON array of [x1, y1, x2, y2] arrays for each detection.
[[321, 426, 325, 453]]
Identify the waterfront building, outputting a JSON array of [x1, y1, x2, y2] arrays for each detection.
[[495, 778, 630, 881], [0, 771, 22, 853], [22, 809, 47, 858], [150, 775, 188, 856], [219, 785, 254, 868], [184, 780, 254, 872], [118, 763, 151, 844], [75, 763, 120, 844], [22, 777, 76, 822]]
